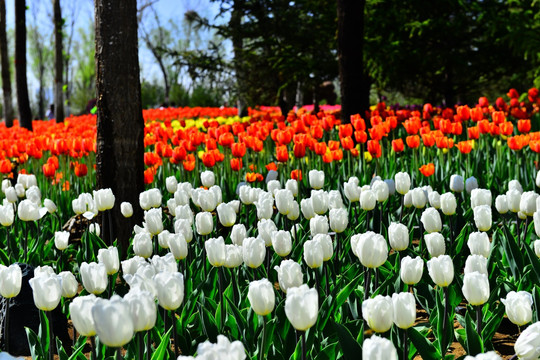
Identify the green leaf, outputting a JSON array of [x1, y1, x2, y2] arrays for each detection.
[[314, 342, 338, 360], [263, 317, 276, 356], [25, 326, 45, 360], [465, 311, 484, 355], [523, 242, 540, 280], [332, 321, 362, 360], [409, 326, 441, 360], [151, 327, 173, 360]]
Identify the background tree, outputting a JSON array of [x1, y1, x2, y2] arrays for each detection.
[[95, 0, 144, 255], [14, 0, 32, 130], [0, 0, 13, 127], [54, 0, 64, 123]]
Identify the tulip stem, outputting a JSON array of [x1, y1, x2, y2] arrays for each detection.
[[324, 263, 329, 297], [522, 216, 530, 248], [402, 328, 408, 360], [24, 221, 28, 261], [516, 213, 521, 248], [364, 267, 371, 300], [476, 305, 482, 337], [374, 268, 378, 291], [301, 330, 306, 360], [108, 210, 114, 246], [138, 332, 144, 360], [335, 233, 341, 262], [90, 336, 96, 360], [366, 210, 370, 232], [4, 298, 9, 354], [399, 195, 404, 223], [116, 347, 122, 360], [448, 216, 454, 256], [265, 247, 271, 278], [441, 286, 449, 354], [259, 315, 266, 360], [171, 310, 178, 358], [146, 330, 151, 360], [47, 310, 55, 360], [218, 267, 225, 331]]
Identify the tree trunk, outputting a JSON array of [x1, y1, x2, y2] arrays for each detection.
[[231, 0, 248, 117], [95, 0, 144, 257], [15, 0, 32, 130], [54, 0, 64, 123], [337, 0, 370, 124], [0, 0, 13, 127]]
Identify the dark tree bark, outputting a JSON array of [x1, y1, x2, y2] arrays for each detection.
[[337, 0, 370, 123], [0, 0, 13, 127], [231, 0, 248, 117], [54, 0, 64, 123], [95, 0, 144, 257], [14, 0, 32, 130]]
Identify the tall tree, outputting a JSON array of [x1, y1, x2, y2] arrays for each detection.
[[337, 0, 370, 123], [28, 4, 49, 121], [0, 0, 13, 127], [15, 0, 32, 130], [95, 0, 144, 255], [54, 0, 64, 123]]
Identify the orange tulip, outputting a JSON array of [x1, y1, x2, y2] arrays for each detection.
[[230, 158, 243, 171], [392, 139, 404, 153], [492, 111, 506, 124], [266, 162, 278, 171], [74, 163, 88, 177], [468, 126, 480, 140], [406, 135, 420, 149], [332, 149, 344, 161], [341, 136, 354, 151], [470, 107, 484, 122], [499, 122, 514, 136], [421, 133, 435, 147], [351, 114, 366, 131], [276, 145, 289, 163], [42, 163, 56, 178], [218, 132, 234, 147], [367, 140, 381, 158], [518, 119, 531, 133], [231, 142, 246, 158], [478, 120, 490, 134], [354, 130, 368, 144], [0, 159, 12, 174], [456, 141, 473, 154], [338, 124, 353, 138], [456, 105, 470, 121], [291, 169, 302, 181], [529, 140, 540, 153], [419, 163, 435, 177], [293, 142, 306, 158]]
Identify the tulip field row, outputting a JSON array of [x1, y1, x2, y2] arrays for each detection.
[[0, 89, 540, 360]]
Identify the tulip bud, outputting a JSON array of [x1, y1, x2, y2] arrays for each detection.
[[428, 191, 441, 209], [198, 190, 218, 212], [121, 202, 133, 218], [0, 203, 14, 226], [153, 271, 184, 310], [329, 208, 348, 233], [124, 289, 157, 332], [157, 230, 171, 249], [57, 271, 78, 298], [205, 236, 226, 267], [272, 230, 292, 257], [217, 203, 236, 227], [70, 294, 98, 337], [89, 223, 101, 237], [466, 176, 479, 193], [501, 291, 533, 326], [151, 253, 177, 274], [0, 264, 22, 298], [421, 207, 442, 233], [255, 194, 273, 220], [174, 219, 193, 244], [519, 211, 527, 220], [385, 179, 396, 196], [392, 292, 416, 329], [231, 224, 247, 246], [311, 190, 329, 215], [495, 195, 508, 214], [144, 208, 163, 236], [121, 256, 147, 277], [362, 335, 398, 360], [139, 188, 162, 210], [327, 190, 344, 210], [275, 189, 294, 215], [285, 284, 318, 331], [14, 183, 24, 198], [300, 198, 315, 220], [93, 188, 115, 212], [463, 352, 501, 360], [450, 174, 464, 192], [80, 262, 108, 295], [34, 265, 55, 278], [313, 233, 333, 261], [427, 255, 454, 287], [29, 273, 62, 311], [506, 189, 521, 213], [44, 199, 57, 214], [201, 170, 215, 187], [360, 189, 376, 211], [514, 321, 540, 360], [404, 191, 413, 208], [243, 237, 265, 268], [266, 180, 280, 196], [362, 295, 393, 333], [425, 232, 445, 258], [520, 191, 538, 217], [309, 170, 324, 189], [411, 188, 427, 209], [174, 188, 190, 207], [18, 199, 47, 221], [54, 231, 70, 251], [248, 278, 275, 316], [303, 239, 324, 268], [97, 246, 120, 275], [92, 296, 134, 347], [388, 222, 409, 251], [462, 271, 489, 306], [468, 232, 491, 258], [168, 233, 188, 260], [344, 179, 361, 202], [196, 211, 214, 236], [274, 259, 303, 293], [287, 201, 300, 221], [464, 255, 488, 275], [224, 244, 243, 268], [535, 240, 540, 258], [509, 179, 523, 194], [400, 256, 423, 285], [258, 219, 277, 246], [473, 205, 492, 232], [372, 180, 389, 202], [133, 232, 153, 258], [395, 172, 411, 195], [355, 232, 388, 268], [310, 214, 329, 237]]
